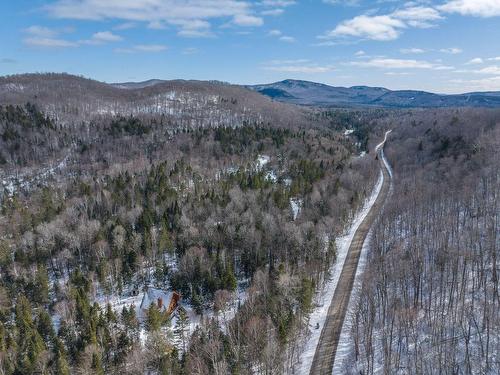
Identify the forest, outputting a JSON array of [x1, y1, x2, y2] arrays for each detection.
[[0, 82, 378, 374], [341, 109, 500, 374], [0, 75, 498, 375]]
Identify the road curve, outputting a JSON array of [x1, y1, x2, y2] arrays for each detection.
[[309, 131, 392, 375]]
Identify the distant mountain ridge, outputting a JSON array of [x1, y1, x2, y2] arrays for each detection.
[[3, 74, 500, 110], [247, 79, 500, 108]]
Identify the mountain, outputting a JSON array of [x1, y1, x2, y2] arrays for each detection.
[[111, 79, 167, 89], [0, 73, 307, 127], [248, 79, 500, 108]]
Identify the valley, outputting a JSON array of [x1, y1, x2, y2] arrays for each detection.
[[0, 74, 498, 375]]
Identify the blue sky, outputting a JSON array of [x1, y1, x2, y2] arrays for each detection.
[[1, 0, 500, 93]]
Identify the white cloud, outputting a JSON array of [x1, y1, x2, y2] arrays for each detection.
[[385, 72, 413, 76], [323, 0, 360, 6], [24, 37, 78, 48], [439, 0, 500, 17], [392, 6, 443, 28], [134, 44, 167, 52], [400, 48, 426, 54], [268, 29, 294, 42], [182, 47, 199, 55], [475, 65, 500, 75], [261, 9, 284, 16], [354, 50, 365, 56], [233, 14, 264, 26], [321, 15, 405, 41], [267, 59, 310, 65], [83, 31, 123, 44], [448, 76, 500, 91], [46, 0, 264, 37], [440, 47, 462, 54], [487, 56, 500, 61], [24, 25, 58, 38], [113, 22, 137, 30], [279, 36, 296, 42], [351, 58, 453, 70], [147, 21, 167, 30], [115, 44, 167, 53], [263, 59, 333, 73], [319, 4, 444, 42], [172, 19, 214, 37], [177, 29, 214, 38], [259, 0, 296, 6], [465, 57, 484, 65], [258, 0, 295, 16], [264, 65, 333, 73], [23, 25, 77, 48]]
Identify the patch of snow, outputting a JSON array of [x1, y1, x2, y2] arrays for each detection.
[[4, 181, 15, 196], [290, 198, 302, 220], [256, 155, 270, 170], [1, 83, 25, 92], [266, 170, 277, 183], [344, 129, 355, 136]]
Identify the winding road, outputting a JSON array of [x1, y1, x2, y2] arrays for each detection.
[[309, 131, 392, 375]]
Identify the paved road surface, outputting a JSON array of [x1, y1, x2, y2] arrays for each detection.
[[309, 132, 392, 374]]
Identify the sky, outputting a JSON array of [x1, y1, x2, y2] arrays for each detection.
[[1, 0, 500, 93]]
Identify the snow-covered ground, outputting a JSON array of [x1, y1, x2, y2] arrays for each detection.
[[290, 198, 302, 220], [344, 129, 355, 136], [91, 251, 249, 354], [1, 152, 71, 198], [294, 169, 384, 374], [256, 154, 270, 170], [266, 170, 278, 183]]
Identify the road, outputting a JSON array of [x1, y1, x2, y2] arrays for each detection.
[[309, 131, 392, 375]]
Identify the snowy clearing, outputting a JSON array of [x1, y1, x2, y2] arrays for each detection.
[[344, 129, 354, 136], [290, 198, 302, 220], [256, 154, 270, 170]]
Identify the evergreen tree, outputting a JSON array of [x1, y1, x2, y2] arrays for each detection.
[[36, 309, 55, 343], [91, 351, 105, 375], [191, 291, 204, 315], [34, 264, 50, 305], [146, 303, 163, 332], [14, 295, 46, 374], [174, 306, 190, 353], [53, 338, 70, 375], [223, 263, 237, 292], [327, 237, 337, 263]]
